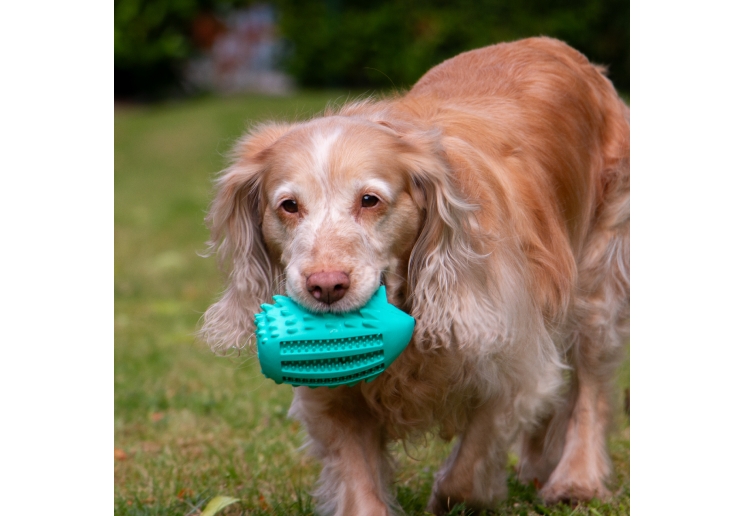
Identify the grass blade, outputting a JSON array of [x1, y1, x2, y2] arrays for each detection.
[[201, 495, 241, 516]]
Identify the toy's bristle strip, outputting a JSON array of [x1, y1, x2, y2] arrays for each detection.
[[282, 363, 385, 386], [279, 334, 382, 355], [281, 350, 384, 374]]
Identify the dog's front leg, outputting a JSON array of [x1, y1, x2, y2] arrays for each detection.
[[289, 386, 396, 516], [427, 397, 512, 515]]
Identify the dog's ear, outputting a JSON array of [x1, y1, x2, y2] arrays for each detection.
[[394, 128, 501, 350], [200, 122, 291, 354]]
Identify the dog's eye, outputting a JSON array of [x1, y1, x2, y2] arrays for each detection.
[[361, 194, 379, 208], [280, 199, 299, 214]]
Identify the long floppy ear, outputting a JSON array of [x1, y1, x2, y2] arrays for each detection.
[[200, 122, 291, 354], [395, 128, 503, 351]]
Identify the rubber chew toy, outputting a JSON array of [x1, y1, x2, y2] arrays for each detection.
[[254, 286, 415, 388]]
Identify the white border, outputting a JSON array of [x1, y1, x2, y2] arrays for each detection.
[[633, 0, 744, 512], [0, 1, 112, 511]]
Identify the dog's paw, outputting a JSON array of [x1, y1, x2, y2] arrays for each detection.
[[426, 494, 482, 516], [539, 476, 610, 505], [426, 491, 502, 516], [426, 493, 460, 516]]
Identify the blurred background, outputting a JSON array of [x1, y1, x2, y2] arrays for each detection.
[[114, 2, 629, 514], [115, 0, 629, 100]]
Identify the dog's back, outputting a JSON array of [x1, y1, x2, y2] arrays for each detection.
[[409, 37, 629, 247], [392, 38, 630, 326]]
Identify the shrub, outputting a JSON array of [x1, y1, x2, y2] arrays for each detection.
[[275, 0, 629, 91], [114, 0, 244, 99]]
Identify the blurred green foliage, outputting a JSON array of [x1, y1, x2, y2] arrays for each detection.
[[276, 0, 629, 90], [114, 0, 243, 99], [115, 0, 629, 98]]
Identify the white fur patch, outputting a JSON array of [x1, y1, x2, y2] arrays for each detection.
[[271, 182, 297, 207], [360, 178, 394, 202], [311, 126, 342, 176]]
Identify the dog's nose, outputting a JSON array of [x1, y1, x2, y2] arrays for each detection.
[[306, 271, 350, 305]]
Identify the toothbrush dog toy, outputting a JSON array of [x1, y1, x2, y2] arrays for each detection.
[[254, 286, 415, 388]]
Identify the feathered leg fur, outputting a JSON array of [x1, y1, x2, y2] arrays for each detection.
[[289, 387, 399, 516]]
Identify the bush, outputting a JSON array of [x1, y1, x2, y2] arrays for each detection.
[[276, 0, 629, 91], [114, 0, 245, 99]]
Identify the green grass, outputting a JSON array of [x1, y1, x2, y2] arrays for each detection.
[[114, 91, 630, 515]]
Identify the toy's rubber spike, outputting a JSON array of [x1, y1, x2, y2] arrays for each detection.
[[254, 286, 414, 388]]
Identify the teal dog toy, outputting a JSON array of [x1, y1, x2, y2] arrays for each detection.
[[254, 286, 415, 388]]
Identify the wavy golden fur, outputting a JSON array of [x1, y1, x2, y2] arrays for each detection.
[[201, 37, 630, 514]]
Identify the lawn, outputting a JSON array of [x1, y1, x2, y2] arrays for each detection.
[[114, 91, 630, 515]]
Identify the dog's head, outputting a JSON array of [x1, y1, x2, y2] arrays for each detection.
[[201, 114, 479, 353]]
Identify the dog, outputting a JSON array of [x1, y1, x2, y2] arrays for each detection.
[[200, 37, 629, 515]]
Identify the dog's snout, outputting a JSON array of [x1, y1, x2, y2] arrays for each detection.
[[306, 271, 350, 305]]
